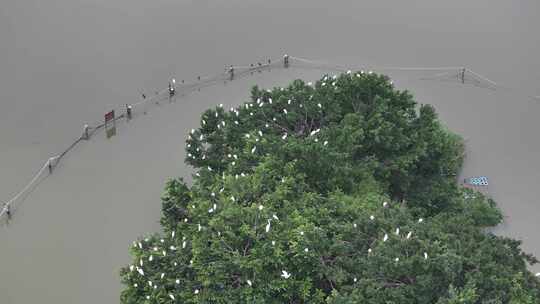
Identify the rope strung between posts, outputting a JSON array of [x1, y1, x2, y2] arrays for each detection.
[[2, 54, 538, 222]]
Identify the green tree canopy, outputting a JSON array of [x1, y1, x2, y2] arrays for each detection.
[[120, 72, 540, 303]]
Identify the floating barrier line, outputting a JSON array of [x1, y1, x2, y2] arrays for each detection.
[[2, 54, 537, 223]]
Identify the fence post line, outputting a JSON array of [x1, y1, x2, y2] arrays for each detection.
[[284, 54, 289, 68]]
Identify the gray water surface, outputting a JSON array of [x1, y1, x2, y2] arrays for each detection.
[[1, 1, 539, 303]]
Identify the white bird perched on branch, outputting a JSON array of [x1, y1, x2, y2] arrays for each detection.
[[137, 268, 144, 276], [265, 220, 271, 233], [323, 140, 328, 146], [395, 228, 400, 235], [129, 265, 134, 272], [258, 130, 263, 137], [269, 98, 273, 104], [281, 270, 291, 279], [171, 231, 175, 238], [383, 201, 388, 208], [149, 255, 153, 261], [259, 205, 264, 211], [169, 294, 175, 300], [194, 289, 199, 294], [406, 231, 412, 239], [247, 280, 252, 287], [161, 273, 165, 279], [182, 241, 187, 249], [272, 214, 279, 221], [383, 234, 388, 242], [535, 272, 540, 277], [424, 252, 428, 260], [282, 133, 288, 140], [283, 109, 288, 114], [251, 146, 257, 154], [288, 99, 291, 105], [418, 218, 424, 223], [176, 279, 180, 284], [370, 215, 375, 221]]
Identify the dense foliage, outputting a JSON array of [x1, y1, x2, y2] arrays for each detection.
[[120, 72, 540, 303]]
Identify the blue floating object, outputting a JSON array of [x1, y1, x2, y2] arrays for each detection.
[[466, 176, 489, 186]]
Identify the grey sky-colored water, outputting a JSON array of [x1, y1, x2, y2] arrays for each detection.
[[1, 1, 539, 303]]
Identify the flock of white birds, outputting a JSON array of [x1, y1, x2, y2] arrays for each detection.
[[126, 73, 540, 301]]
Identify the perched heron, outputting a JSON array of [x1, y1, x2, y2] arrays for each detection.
[[281, 270, 291, 279]]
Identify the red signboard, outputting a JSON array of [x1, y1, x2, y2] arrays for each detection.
[[105, 110, 116, 138], [105, 110, 115, 122]]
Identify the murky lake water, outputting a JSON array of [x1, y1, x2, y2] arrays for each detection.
[[1, 1, 539, 303]]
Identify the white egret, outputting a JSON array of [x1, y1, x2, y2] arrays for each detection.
[[251, 146, 257, 154], [231, 196, 236, 202], [148, 281, 153, 287], [134, 283, 138, 287], [247, 280, 252, 287], [323, 140, 328, 146], [317, 103, 322, 108], [281, 270, 291, 279], [170, 246, 176, 250], [265, 220, 271, 233], [282, 133, 287, 140], [207, 166, 213, 171], [191, 129, 195, 134], [199, 134, 204, 140], [198, 224, 202, 232], [208, 208, 214, 213], [211, 192, 216, 197], [304, 248, 309, 252], [370, 215, 375, 220], [176, 279, 180, 284], [213, 203, 217, 210], [161, 273, 165, 279], [307, 82, 312, 86], [258, 130, 263, 137], [219, 103, 223, 108], [250, 112, 253, 116], [153, 247, 158, 251], [149, 255, 153, 261], [424, 252, 428, 260], [146, 296, 150, 300], [137, 268, 145, 276], [395, 257, 399, 262], [332, 75, 337, 80], [272, 241, 276, 246], [272, 214, 279, 221], [406, 231, 412, 239], [259, 102, 264, 108], [182, 241, 187, 249], [418, 218, 424, 223], [535, 273, 540, 277], [233, 154, 238, 159], [322, 83, 326, 86], [258, 205, 264, 211], [300, 231, 304, 236], [353, 223, 357, 228], [129, 265, 134, 272], [138, 242, 143, 249], [347, 70, 351, 74], [139, 259, 144, 267], [383, 201, 388, 207], [353, 277, 357, 282], [169, 294, 175, 300], [395, 228, 400, 235], [283, 109, 288, 114], [368, 248, 372, 253], [383, 233, 388, 242], [288, 99, 291, 105], [265, 123, 269, 128], [269, 98, 273, 104], [171, 231, 175, 238]]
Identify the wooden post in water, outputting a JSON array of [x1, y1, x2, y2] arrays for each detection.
[[126, 104, 132, 120], [228, 65, 234, 81], [83, 124, 89, 140]]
